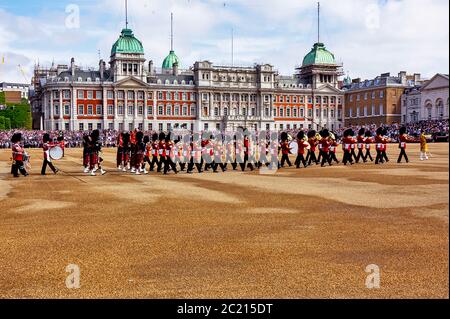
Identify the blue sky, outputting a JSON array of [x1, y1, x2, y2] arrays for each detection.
[[0, 0, 448, 83]]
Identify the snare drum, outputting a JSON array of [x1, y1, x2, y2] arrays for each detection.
[[49, 146, 63, 160]]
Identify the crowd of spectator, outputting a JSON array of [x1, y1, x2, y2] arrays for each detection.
[[0, 120, 448, 149]]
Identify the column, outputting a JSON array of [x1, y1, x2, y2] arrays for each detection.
[[134, 89, 138, 129], [59, 89, 64, 130], [143, 91, 149, 130], [113, 89, 119, 131], [71, 87, 77, 131], [124, 90, 128, 130], [103, 87, 108, 130], [50, 91, 54, 130]]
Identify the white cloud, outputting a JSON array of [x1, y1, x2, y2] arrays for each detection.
[[0, 0, 448, 84]]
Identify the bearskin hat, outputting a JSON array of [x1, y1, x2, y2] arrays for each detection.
[[152, 133, 158, 141], [159, 132, 166, 141], [43, 133, 51, 143], [91, 129, 100, 141], [321, 129, 330, 138], [297, 131, 305, 140], [143, 135, 150, 144], [307, 130, 316, 139], [358, 128, 365, 136], [399, 126, 407, 135], [122, 132, 130, 144], [280, 132, 288, 141], [365, 130, 373, 138], [376, 127, 383, 136], [382, 128, 388, 136], [343, 129, 353, 137], [11, 133, 21, 143], [136, 131, 144, 142]]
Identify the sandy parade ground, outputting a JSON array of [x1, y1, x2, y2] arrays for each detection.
[[0, 144, 448, 299]]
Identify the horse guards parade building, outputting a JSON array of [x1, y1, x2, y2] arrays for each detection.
[[30, 21, 346, 133]]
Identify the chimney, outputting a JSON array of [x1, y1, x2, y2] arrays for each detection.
[[414, 73, 421, 84], [149, 60, 154, 75], [71, 57, 75, 77], [398, 71, 407, 84], [173, 61, 178, 76], [99, 59, 105, 79]]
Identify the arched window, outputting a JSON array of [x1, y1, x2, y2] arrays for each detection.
[[286, 107, 291, 117], [436, 99, 444, 119], [425, 100, 433, 120], [223, 107, 228, 116], [293, 108, 298, 117]]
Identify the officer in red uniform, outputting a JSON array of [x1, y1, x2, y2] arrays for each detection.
[[328, 133, 340, 165], [355, 128, 366, 163], [374, 127, 385, 165], [364, 130, 374, 162], [134, 131, 145, 175], [306, 130, 318, 165], [280, 132, 292, 168], [164, 133, 178, 175], [41, 133, 59, 175], [149, 133, 159, 172], [397, 126, 410, 163], [319, 129, 332, 167], [295, 131, 308, 168], [11, 133, 28, 178], [157, 132, 166, 173], [241, 133, 255, 171], [342, 129, 355, 165], [381, 128, 390, 163]]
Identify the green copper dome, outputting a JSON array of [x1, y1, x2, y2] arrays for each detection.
[[162, 50, 180, 69], [302, 43, 336, 67], [111, 29, 144, 56]]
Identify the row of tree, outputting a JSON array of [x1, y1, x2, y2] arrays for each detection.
[[0, 92, 32, 130]]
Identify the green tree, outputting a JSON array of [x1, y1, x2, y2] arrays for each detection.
[[4, 117, 11, 129], [0, 116, 5, 130]]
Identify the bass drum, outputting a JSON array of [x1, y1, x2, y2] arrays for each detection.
[[289, 141, 298, 155], [49, 145, 63, 160]]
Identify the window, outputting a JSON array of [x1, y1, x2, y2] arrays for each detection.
[[63, 105, 69, 115], [54, 91, 60, 99], [167, 92, 172, 100], [293, 108, 297, 117], [87, 105, 93, 115], [349, 95, 353, 102], [349, 108, 353, 117], [96, 91, 102, 99], [264, 108, 269, 117], [87, 91, 93, 99], [54, 105, 59, 115], [107, 91, 114, 99], [138, 105, 143, 115], [79, 123, 84, 131], [128, 105, 134, 115], [159, 123, 163, 131], [128, 123, 133, 131], [88, 123, 93, 131], [364, 93, 368, 100], [356, 94, 360, 101], [138, 91, 144, 100], [108, 105, 114, 115], [158, 92, 163, 100], [63, 90, 70, 99], [148, 106, 153, 115], [371, 103, 375, 115], [109, 123, 114, 130], [251, 107, 256, 116], [174, 105, 180, 116], [330, 109, 335, 118], [293, 96, 297, 103], [379, 103, 384, 115], [308, 109, 312, 117], [96, 105, 102, 115], [300, 108, 304, 118], [308, 96, 312, 103], [372, 91, 375, 99], [97, 123, 102, 130], [78, 105, 84, 115], [337, 109, 341, 119], [190, 105, 197, 116], [117, 91, 124, 99], [123, 63, 127, 73], [182, 93, 187, 101], [323, 109, 327, 118], [182, 105, 188, 116], [214, 107, 219, 116], [380, 90, 384, 98], [138, 123, 143, 131], [166, 105, 172, 116], [158, 105, 164, 115], [286, 108, 291, 117], [279, 108, 284, 117], [356, 107, 360, 117], [204, 123, 209, 131], [119, 123, 124, 131], [148, 123, 153, 131], [224, 107, 228, 116], [316, 109, 320, 117], [364, 106, 367, 116], [128, 91, 134, 100], [78, 90, 84, 99], [134, 64, 138, 75], [118, 105, 124, 115]]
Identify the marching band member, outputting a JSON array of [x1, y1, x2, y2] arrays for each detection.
[[306, 130, 318, 166], [397, 126, 410, 163], [381, 128, 390, 163], [374, 127, 385, 165], [11, 133, 28, 178], [187, 133, 203, 174], [117, 132, 124, 170], [213, 134, 227, 173], [164, 134, 178, 175], [224, 134, 235, 169], [319, 129, 332, 167], [317, 131, 323, 164], [241, 133, 255, 171], [57, 134, 65, 158], [157, 132, 166, 173], [141, 135, 152, 174], [280, 132, 292, 168], [364, 130, 374, 162], [295, 131, 309, 168], [328, 133, 340, 165], [83, 134, 91, 173], [420, 130, 430, 161], [134, 131, 145, 174], [130, 129, 137, 173], [342, 129, 355, 165], [150, 133, 159, 172], [121, 132, 131, 172], [88, 129, 106, 176], [41, 133, 59, 175], [355, 128, 366, 163]]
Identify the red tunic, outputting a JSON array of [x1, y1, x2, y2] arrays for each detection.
[[158, 141, 166, 157], [281, 141, 290, 155], [357, 136, 365, 150], [365, 137, 373, 150], [399, 135, 407, 149], [12, 143, 23, 161], [375, 135, 383, 151], [320, 138, 330, 152], [297, 139, 307, 155], [342, 137, 354, 151], [308, 138, 317, 152]]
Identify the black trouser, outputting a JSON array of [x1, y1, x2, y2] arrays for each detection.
[[307, 150, 318, 165], [351, 148, 357, 162], [179, 161, 186, 171], [364, 150, 373, 162], [164, 157, 177, 174], [213, 161, 226, 172], [295, 154, 307, 168], [150, 155, 159, 171], [240, 154, 254, 171], [355, 148, 364, 163], [142, 156, 151, 170], [375, 150, 384, 164], [157, 155, 164, 172], [12, 160, 27, 177], [41, 158, 57, 175], [317, 150, 322, 163], [280, 153, 292, 167], [187, 157, 203, 173], [342, 151, 353, 165], [328, 152, 339, 164], [320, 151, 330, 166], [397, 148, 409, 163], [382, 150, 389, 162]]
